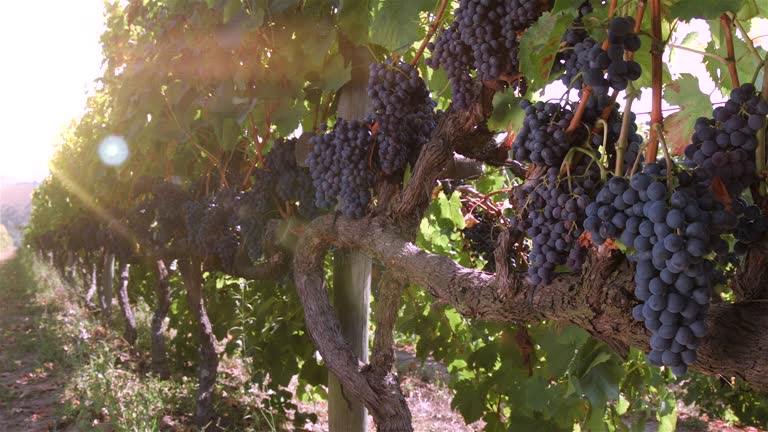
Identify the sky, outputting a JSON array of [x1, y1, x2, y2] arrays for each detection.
[[0, 0, 106, 184]]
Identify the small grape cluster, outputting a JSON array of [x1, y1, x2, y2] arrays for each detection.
[[513, 100, 578, 166], [307, 119, 374, 218], [585, 163, 731, 375], [265, 137, 319, 218], [582, 17, 642, 95], [150, 180, 190, 245], [368, 60, 437, 175], [511, 165, 599, 284], [455, 0, 524, 81], [501, 0, 549, 33], [181, 189, 241, 269], [427, 0, 536, 110], [732, 199, 768, 255], [684, 83, 768, 195], [236, 170, 277, 261], [552, 1, 593, 89], [462, 212, 509, 272], [426, 22, 477, 110]]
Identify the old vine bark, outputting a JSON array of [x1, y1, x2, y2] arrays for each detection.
[[179, 257, 219, 430], [116, 260, 137, 346], [151, 259, 172, 379]]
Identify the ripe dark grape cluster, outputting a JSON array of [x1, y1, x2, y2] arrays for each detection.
[[732, 199, 768, 255], [307, 118, 374, 218], [150, 180, 190, 245], [426, 22, 477, 110], [427, 0, 537, 110], [265, 137, 319, 218], [368, 60, 437, 175], [511, 165, 599, 284], [684, 83, 768, 195], [582, 17, 642, 95], [552, 1, 593, 89], [513, 100, 578, 166], [455, 0, 523, 81], [236, 170, 277, 261], [462, 212, 509, 272], [585, 163, 732, 375], [501, 0, 549, 33]]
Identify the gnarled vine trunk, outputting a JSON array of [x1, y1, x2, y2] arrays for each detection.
[[179, 257, 218, 430], [100, 249, 115, 318], [85, 260, 98, 310], [115, 260, 137, 346], [151, 259, 172, 379]]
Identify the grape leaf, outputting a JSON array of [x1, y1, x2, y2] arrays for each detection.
[[370, 0, 432, 52], [669, 0, 743, 20], [519, 9, 578, 91], [338, 0, 371, 42], [662, 74, 712, 155]]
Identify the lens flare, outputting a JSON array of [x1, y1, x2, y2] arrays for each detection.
[[98, 135, 129, 166]]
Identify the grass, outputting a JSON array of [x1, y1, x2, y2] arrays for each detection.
[[1, 251, 285, 431]]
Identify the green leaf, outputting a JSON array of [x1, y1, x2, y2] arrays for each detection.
[[657, 390, 678, 432], [670, 0, 743, 20], [370, 0, 432, 52], [320, 53, 352, 92], [736, 0, 760, 20], [488, 91, 524, 131], [451, 379, 490, 423], [272, 100, 309, 136], [704, 32, 766, 94], [338, 0, 370, 42], [662, 74, 712, 156], [437, 191, 465, 229], [519, 9, 578, 91]]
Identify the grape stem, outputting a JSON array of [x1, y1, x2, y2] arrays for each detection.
[[720, 14, 740, 88], [410, 0, 449, 66], [667, 44, 728, 64], [629, 140, 648, 177], [756, 116, 766, 196], [731, 14, 763, 64], [565, 87, 592, 134], [615, 84, 638, 177], [560, 146, 607, 182], [653, 123, 674, 190], [646, 0, 663, 162]]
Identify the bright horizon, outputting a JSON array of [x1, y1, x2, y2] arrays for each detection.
[[0, 5, 761, 186], [0, 0, 105, 184]]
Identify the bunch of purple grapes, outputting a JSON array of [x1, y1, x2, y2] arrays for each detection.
[[552, 1, 593, 89], [368, 60, 437, 175], [510, 164, 599, 284], [732, 199, 768, 255], [236, 170, 278, 261], [265, 137, 319, 218], [426, 22, 476, 110], [684, 83, 768, 195], [513, 100, 578, 166], [462, 212, 510, 272], [582, 16, 642, 95], [427, 0, 540, 110], [306, 119, 374, 218], [455, 0, 523, 81], [585, 163, 733, 375]]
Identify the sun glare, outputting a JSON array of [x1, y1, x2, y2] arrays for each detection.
[[0, 0, 105, 183]]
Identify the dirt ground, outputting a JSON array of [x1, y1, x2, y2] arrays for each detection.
[[0, 249, 69, 431]]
